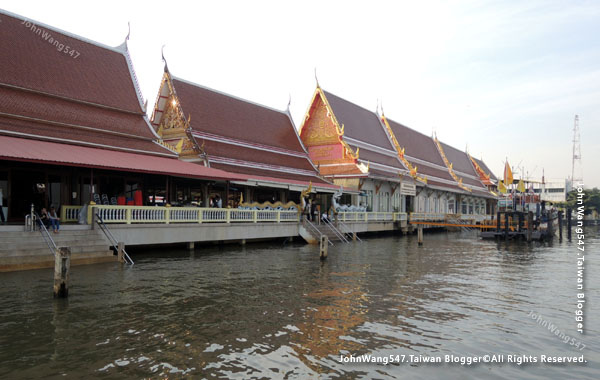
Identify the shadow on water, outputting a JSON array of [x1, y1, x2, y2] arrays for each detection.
[[0, 228, 598, 379]]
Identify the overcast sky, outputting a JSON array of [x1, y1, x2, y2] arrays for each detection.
[[2, 1, 598, 188]]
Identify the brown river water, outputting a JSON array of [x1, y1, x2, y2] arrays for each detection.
[[0, 228, 598, 379]]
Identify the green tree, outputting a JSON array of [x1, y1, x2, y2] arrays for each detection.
[[560, 187, 600, 215]]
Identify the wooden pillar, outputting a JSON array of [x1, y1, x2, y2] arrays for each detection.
[[202, 183, 209, 207], [517, 212, 523, 233], [53, 247, 71, 298], [567, 208, 572, 241], [504, 212, 509, 241], [558, 211, 563, 242], [165, 176, 170, 205], [320, 235, 328, 260], [527, 211, 533, 242], [225, 181, 230, 208], [117, 242, 125, 263], [417, 224, 423, 246]]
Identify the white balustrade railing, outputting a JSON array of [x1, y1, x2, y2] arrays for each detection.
[[61, 205, 82, 223], [409, 213, 447, 222], [86, 205, 301, 224], [336, 212, 407, 222]]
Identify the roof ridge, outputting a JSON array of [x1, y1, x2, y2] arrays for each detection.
[[0, 9, 127, 55], [171, 75, 288, 115], [321, 89, 379, 116]]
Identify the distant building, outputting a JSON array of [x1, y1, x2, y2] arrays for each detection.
[[522, 179, 569, 203]]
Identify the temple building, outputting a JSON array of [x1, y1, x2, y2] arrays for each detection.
[[151, 67, 338, 209], [0, 10, 238, 221], [299, 85, 497, 215]]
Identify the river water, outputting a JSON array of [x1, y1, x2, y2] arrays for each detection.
[[1, 228, 598, 379]]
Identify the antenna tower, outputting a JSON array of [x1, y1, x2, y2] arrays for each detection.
[[571, 115, 583, 186]]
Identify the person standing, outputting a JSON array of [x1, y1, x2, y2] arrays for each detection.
[[0, 188, 5, 224], [216, 195, 222, 208], [306, 199, 312, 221]]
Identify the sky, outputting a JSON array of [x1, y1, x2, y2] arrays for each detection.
[[1, 0, 598, 188]]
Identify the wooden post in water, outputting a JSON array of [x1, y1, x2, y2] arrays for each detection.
[[352, 232, 357, 241], [417, 224, 423, 246], [54, 247, 71, 298], [187, 242, 195, 251], [558, 211, 563, 242], [504, 212, 509, 241], [117, 242, 126, 263], [496, 212, 501, 232], [527, 211, 533, 242], [517, 212, 523, 233], [567, 208, 572, 241], [319, 235, 328, 260]]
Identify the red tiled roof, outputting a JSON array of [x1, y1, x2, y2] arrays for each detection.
[[323, 90, 396, 152], [0, 10, 170, 156], [386, 118, 446, 167], [0, 87, 169, 156], [0, 135, 241, 181], [209, 163, 333, 187], [0, 11, 142, 112], [172, 78, 305, 152], [201, 139, 317, 174]]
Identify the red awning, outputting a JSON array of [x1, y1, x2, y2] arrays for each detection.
[[0, 135, 243, 181]]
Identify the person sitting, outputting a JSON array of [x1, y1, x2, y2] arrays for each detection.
[[321, 212, 330, 223], [38, 208, 50, 228], [48, 207, 60, 233]]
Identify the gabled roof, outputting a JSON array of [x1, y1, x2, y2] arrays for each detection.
[[0, 10, 171, 156], [472, 156, 498, 181], [320, 90, 406, 179], [439, 141, 491, 189], [168, 76, 330, 186], [323, 90, 398, 154], [385, 118, 446, 167]]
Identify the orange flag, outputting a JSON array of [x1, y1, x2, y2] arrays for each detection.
[[504, 161, 513, 185]]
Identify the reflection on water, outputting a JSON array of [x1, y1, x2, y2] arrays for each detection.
[[0, 229, 598, 379]]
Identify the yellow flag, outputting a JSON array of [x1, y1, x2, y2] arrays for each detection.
[[498, 180, 507, 194], [504, 161, 513, 185], [517, 179, 526, 193]]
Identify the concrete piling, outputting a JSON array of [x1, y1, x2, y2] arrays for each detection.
[[187, 242, 195, 251], [504, 212, 509, 241], [53, 247, 71, 298], [117, 242, 125, 263], [558, 211, 563, 242], [567, 208, 572, 242], [527, 212, 533, 242], [417, 225, 423, 246], [319, 235, 328, 260]]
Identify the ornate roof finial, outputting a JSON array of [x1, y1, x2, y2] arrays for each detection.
[[126, 22, 131, 41], [287, 93, 291, 111], [380, 99, 385, 116], [314, 67, 320, 88], [161, 45, 169, 72]]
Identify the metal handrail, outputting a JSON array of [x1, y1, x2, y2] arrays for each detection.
[[95, 213, 134, 265], [303, 217, 333, 246], [33, 212, 57, 256], [337, 220, 362, 242], [323, 218, 349, 243]]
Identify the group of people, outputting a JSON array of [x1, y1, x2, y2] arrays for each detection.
[[304, 199, 330, 223], [38, 207, 60, 233], [209, 195, 222, 208]]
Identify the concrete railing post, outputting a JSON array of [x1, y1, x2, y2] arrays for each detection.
[[54, 247, 71, 298]]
